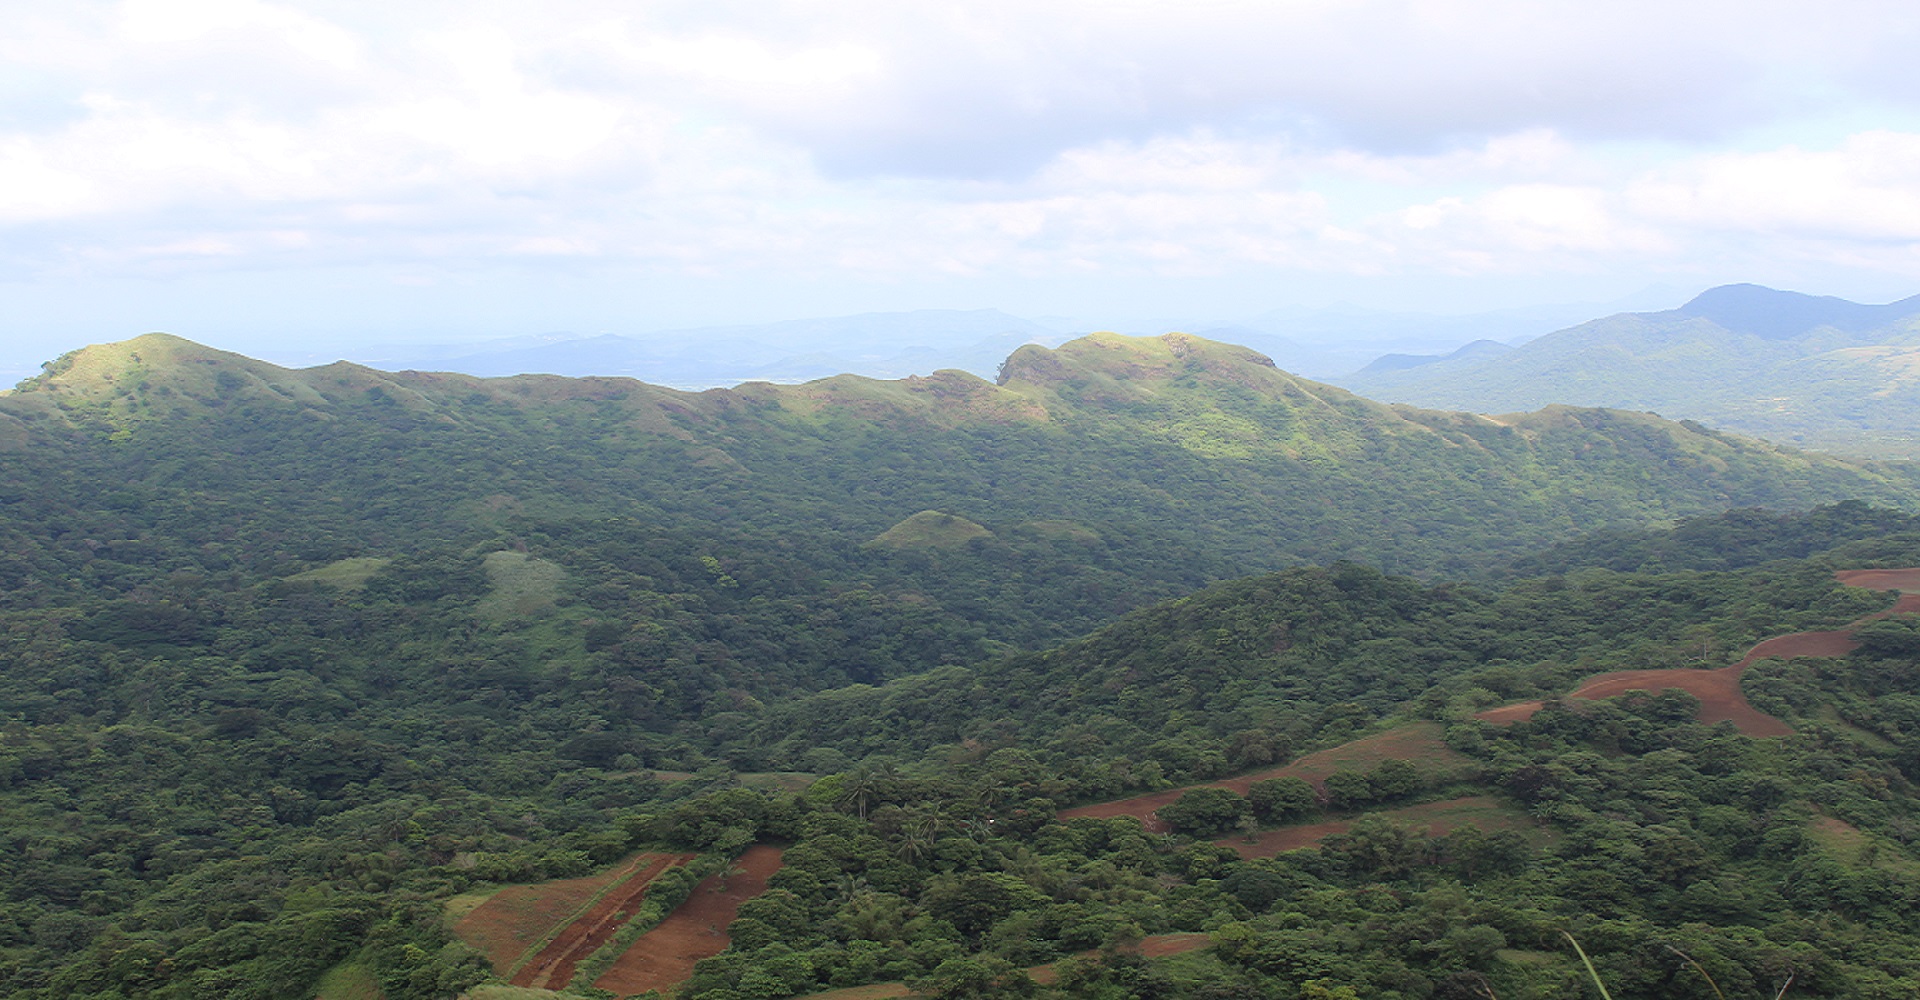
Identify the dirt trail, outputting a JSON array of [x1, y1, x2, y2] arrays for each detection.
[[1477, 571, 1920, 735], [593, 844, 785, 998], [508, 852, 692, 990]]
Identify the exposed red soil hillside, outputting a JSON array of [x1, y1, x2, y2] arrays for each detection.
[[452, 851, 689, 978], [508, 853, 692, 990], [593, 844, 785, 998], [1477, 570, 1920, 735]]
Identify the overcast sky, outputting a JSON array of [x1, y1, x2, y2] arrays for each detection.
[[7, 0, 1920, 378]]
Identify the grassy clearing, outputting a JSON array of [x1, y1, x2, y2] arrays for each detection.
[[444, 888, 501, 925], [1813, 706, 1897, 750], [460, 987, 575, 1000], [1262, 721, 1474, 786], [284, 556, 390, 590], [1015, 519, 1102, 542], [476, 550, 566, 620], [314, 959, 385, 1000], [866, 510, 993, 550], [1808, 816, 1920, 875]]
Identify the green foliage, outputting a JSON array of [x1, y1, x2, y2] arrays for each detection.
[[1158, 788, 1251, 837], [7, 334, 1920, 998]]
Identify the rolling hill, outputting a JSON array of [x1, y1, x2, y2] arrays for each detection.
[[10, 332, 1920, 997], [1336, 283, 1920, 457]]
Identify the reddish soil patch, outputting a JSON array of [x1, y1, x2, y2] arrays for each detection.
[[1476, 570, 1920, 736], [1060, 723, 1464, 833], [453, 851, 686, 977], [1216, 795, 1531, 859], [1836, 568, 1920, 592], [1225, 819, 1353, 857], [593, 844, 785, 998], [507, 853, 693, 990]]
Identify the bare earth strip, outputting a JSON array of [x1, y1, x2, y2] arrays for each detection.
[[1477, 570, 1920, 736], [453, 851, 687, 978], [508, 853, 693, 990], [1059, 722, 1465, 833], [593, 844, 785, 998]]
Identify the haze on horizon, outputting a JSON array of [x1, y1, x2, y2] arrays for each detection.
[[6, 0, 1920, 382]]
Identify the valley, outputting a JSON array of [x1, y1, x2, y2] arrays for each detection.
[[4, 333, 1920, 999]]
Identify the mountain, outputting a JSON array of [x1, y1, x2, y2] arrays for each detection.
[[1334, 284, 1920, 457], [8, 331, 1917, 612], [9, 328, 1920, 997], [1350, 338, 1514, 376]]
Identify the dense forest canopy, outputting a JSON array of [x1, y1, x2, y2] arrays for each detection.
[[5, 333, 1920, 998]]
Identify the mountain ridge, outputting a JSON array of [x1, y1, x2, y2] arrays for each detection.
[[1334, 283, 1920, 456]]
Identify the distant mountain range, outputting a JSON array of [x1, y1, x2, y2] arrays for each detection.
[[239, 295, 1658, 389], [1333, 283, 1920, 458], [350, 309, 1064, 387]]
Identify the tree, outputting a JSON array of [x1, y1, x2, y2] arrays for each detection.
[[1249, 777, 1319, 822], [1157, 787, 1250, 838]]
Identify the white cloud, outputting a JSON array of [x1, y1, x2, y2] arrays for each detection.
[[1630, 131, 1920, 243], [2, 0, 1920, 314]]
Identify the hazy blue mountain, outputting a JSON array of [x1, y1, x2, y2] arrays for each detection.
[[1676, 282, 1920, 339], [267, 294, 1668, 388], [358, 308, 1063, 386], [1333, 284, 1920, 457], [1353, 338, 1514, 375]]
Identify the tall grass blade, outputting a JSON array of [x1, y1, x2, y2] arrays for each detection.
[[1666, 945, 1728, 1000], [1561, 931, 1614, 1000]]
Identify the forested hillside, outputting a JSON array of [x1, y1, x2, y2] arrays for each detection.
[[7, 333, 1920, 999]]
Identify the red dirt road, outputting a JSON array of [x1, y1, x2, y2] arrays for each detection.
[[593, 844, 785, 998], [1477, 570, 1920, 735], [508, 852, 693, 990]]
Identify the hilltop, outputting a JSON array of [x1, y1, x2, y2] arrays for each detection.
[[5, 332, 1916, 622], [1336, 283, 1920, 457], [7, 328, 1920, 1000]]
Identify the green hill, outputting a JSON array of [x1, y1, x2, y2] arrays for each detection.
[[6, 472, 1920, 997], [11, 333, 1920, 996], [1336, 283, 1920, 457], [7, 332, 1917, 594]]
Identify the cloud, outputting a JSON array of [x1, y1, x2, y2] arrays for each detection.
[[1630, 131, 1920, 243], [3, 0, 1920, 302]]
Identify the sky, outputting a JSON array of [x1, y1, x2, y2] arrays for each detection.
[[7, 0, 1920, 380]]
